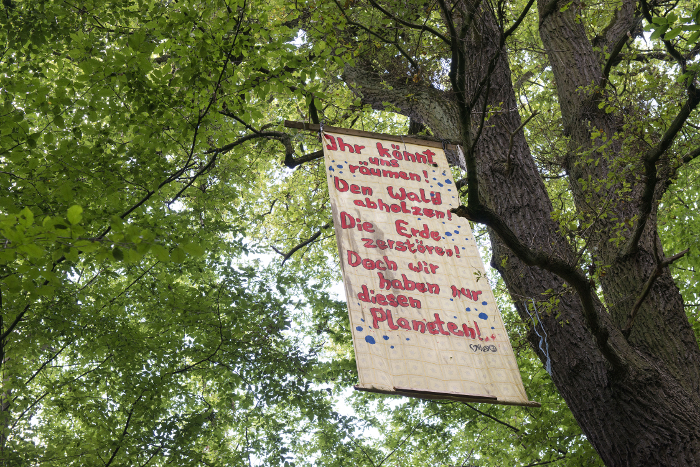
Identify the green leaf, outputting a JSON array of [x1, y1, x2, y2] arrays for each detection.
[[689, 30, 700, 44], [19, 244, 45, 258], [36, 285, 55, 296], [4, 274, 21, 292], [650, 25, 669, 40], [181, 242, 205, 257], [664, 27, 683, 40], [74, 240, 99, 252], [19, 207, 34, 227], [151, 244, 171, 262], [67, 205, 83, 225], [170, 247, 187, 262], [110, 215, 124, 232], [112, 247, 124, 261]]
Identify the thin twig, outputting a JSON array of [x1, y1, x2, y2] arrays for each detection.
[[503, 110, 539, 174], [463, 402, 520, 432], [622, 247, 689, 337]]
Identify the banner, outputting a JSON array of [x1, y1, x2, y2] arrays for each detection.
[[323, 129, 537, 406]]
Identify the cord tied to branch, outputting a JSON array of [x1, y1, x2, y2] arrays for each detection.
[[524, 299, 552, 375]]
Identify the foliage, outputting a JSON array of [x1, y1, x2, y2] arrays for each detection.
[[2, 0, 700, 465]]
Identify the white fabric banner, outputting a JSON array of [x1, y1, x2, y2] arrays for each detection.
[[323, 130, 537, 406]]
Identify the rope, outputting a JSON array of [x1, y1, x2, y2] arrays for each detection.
[[523, 299, 552, 375]]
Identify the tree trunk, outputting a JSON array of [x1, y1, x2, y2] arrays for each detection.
[[344, 0, 700, 464]]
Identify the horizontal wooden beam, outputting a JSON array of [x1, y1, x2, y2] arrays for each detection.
[[284, 120, 461, 151], [354, 385, 541, 407]]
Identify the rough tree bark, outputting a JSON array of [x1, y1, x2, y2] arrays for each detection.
[[342, 0, 700, 464]]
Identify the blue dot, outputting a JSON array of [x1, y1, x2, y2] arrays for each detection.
[[329, 167, 334, 171], [418, 218, 421, 220], [365, 336, 376, 344], [406, 338, 410, 341], [382, 335, 389, 340], [360, 318, 364, 322], [450, 298, 454, 301], [438, 183, 444, 187], [339, 171, 343, 174], [433, 177, 436, 180], [482, 301, 488, 306], [454, 230, 459, 234], [445, 179, 452, 184], [337, 164, 343, 168], [491, 327, 495, 330], [445, 232, 452, 236], [462, 247, 465, 249], [478, 313, 488, 320], [454, 316, 457, 319], [391, 346, 395, 349], [466, 307, 471, 311], [448, 189, 452, 191], [356, 326, 363, 332]]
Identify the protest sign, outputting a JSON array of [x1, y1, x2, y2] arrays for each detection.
[[323, 129, 538, 406]]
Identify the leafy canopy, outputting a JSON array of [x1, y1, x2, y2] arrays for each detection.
[[4, 0, 700, 465]]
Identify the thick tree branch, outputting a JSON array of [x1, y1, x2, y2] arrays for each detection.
[[538, 0, 560, 25], [365, 0, 452, 45], [332, 0, 420, 70], [593, 0, 638, 46], [462, 0, 536, 115], [284, 149, 324, 168], [619, 3, 700, 256], [438, 0, 627, 368], [622, 87, 700, 256], [272, 223, 332, 265], [682, 146, 700, 165], [503, 0, 537, 39], [641, 0, 698, 90], [207, 126, 323, 169], [0, 303, 30, 344], [601, 19, 639, 80], [24, 340, 71, 386], [453, 203, 626, 369], [104, 390, 146, 467]]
